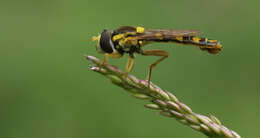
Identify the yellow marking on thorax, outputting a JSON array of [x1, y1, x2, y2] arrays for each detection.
[[136, 27, 145, 33], [113, 34, 125, 41], [192, 37, 201, 43], [176, 36, 183, 42], [119, 39, 125, 46], [119, 37, 138, 46]]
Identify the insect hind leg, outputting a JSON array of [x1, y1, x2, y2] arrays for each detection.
[[141, 49, 169, 88]]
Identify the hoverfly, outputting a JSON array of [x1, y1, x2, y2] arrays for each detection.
[[92, 26, 222, 87]]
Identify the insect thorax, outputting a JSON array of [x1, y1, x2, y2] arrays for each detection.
[[113, 37, 141, 55]]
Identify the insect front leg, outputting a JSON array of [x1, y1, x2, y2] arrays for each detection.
[[140, 49, 169, 88], [99, 53, 109, 70]]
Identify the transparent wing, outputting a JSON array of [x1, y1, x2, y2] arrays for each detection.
[[113, 26, 137, 34], [134, 29, 202, 40], [147, 29, 201, 36], [112, 26, 202, 42]]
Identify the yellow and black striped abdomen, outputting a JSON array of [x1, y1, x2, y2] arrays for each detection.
[[174, 36, 222, 54], [145, 35, 222, 54]]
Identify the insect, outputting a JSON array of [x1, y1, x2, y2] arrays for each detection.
[[92, 26, 222, 87]]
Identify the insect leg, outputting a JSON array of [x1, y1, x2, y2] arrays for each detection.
[[141, 49, 169, 88], [99, 53, 109, 70], [124, 54, 135, 79], [103, 53, 109, 64]]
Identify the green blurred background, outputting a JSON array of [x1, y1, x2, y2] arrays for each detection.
[[1, 0, 259, 137]]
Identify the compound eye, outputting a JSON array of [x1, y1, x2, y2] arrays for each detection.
[[99, 30, 114, 53]]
